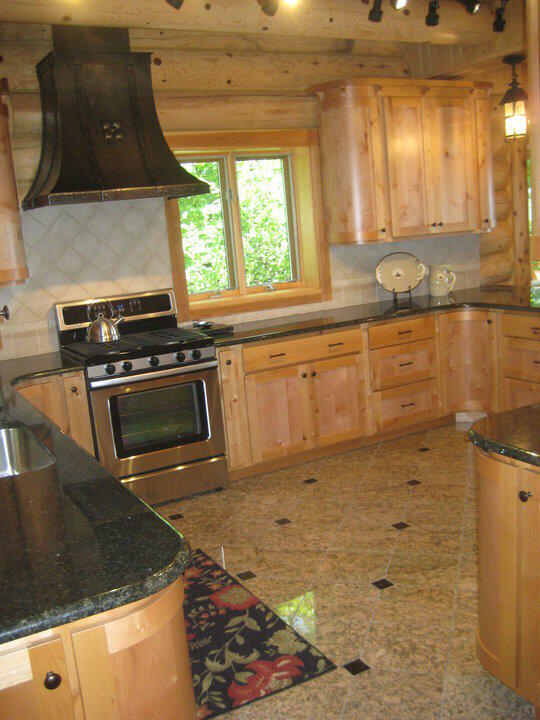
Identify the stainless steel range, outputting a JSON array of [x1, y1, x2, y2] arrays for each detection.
[[55, 289, 228, 504]]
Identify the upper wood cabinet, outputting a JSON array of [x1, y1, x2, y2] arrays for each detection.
[[314, 79, 495, 243]]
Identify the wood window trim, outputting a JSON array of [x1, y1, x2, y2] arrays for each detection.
[[165, 129, 331, 320]]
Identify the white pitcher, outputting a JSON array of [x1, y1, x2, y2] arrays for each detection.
[[428, 265, 456, 297]]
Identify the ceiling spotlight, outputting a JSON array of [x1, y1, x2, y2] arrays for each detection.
[[282, 0, 299, 5], [425, 0, 439, 25], [500, 54, 528, 139], [391, 0, 408, 9], [458, 0, 480, 14], [493, 0, 507, 31], [165, 0, 184, 7], [368, 0, 383, 23], [258, 0, 279, 15]]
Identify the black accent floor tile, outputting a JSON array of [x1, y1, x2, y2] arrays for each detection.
[[169, 513, 184, 520], [304, 478, 318, 485], [275, 518, 292, 526], [392, 521, 410, 530], [237, 571, 256, 581], [372, 578, 394, 590], [418, 447, 431, 452], [343, 658, 370, 675], [407, 479, 421, 486]]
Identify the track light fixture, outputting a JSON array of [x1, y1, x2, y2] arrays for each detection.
[[258, 0, 280, 15], [368, 0, 383, 22], [458, 0, 480, 14], [493, 0, 507, 32], [500, 54, 528, 139], [425, 0, 439, 26]]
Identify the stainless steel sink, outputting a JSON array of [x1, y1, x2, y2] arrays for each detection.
[[0, 422, 56, 478]]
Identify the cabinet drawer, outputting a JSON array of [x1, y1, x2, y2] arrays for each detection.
[[372, 379, 439, 432], [501, 313, 540, 341], [243, 328, 363, 373], [370, 338, 436, 390], [501, 377, 540, 411], [368, 315, 435, 350], [502, 337, 540, 383]]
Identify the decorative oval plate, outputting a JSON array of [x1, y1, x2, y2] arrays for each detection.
[[375, 252, 426, 293]]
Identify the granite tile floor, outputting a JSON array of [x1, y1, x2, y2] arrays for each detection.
[[159, 425, 534, 720]]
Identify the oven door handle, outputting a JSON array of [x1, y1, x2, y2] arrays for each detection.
[[89, 361, 218, 389]]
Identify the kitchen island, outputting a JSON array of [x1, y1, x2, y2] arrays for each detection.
[[470, 405, 540, 719], [0, 358, 196, 719]]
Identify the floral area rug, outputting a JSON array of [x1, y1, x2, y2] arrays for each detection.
[[183, 549, 336, 719]]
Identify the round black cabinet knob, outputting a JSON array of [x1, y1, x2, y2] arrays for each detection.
[[70, 386, 78, 394], [44, 672, 62, 690], [191, 349, 202, 360], [105, 364, 116, 375], [225, 359, 232, 366], [122, 361, 133, 372], [148, 356, 160, 367], [301, 372, 307, 379], [519, 491, 532, 502], [175, 352, 186, 363]]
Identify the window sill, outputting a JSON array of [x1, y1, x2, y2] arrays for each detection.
[[189, 287, 325, 319]]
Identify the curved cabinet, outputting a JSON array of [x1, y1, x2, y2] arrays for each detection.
[[0, 579, 196, 720], [475, 448, 540, 716]]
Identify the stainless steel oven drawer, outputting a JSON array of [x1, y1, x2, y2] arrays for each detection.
[[122, 455, 228, 505]]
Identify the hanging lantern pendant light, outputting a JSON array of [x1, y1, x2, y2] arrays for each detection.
[[500, 54, 528, 140]]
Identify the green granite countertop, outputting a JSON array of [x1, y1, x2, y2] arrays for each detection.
[[469, 404, 540, 467], [0, 355, 191, 645]]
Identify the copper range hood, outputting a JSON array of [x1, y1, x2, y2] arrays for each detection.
[[23, 26, 209, 210]]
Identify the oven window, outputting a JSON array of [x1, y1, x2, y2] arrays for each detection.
[[109, 381, 209, 458]]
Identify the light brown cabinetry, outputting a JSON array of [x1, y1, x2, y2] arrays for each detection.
[[16, 372, 94, 455], [371, 379, 439, 432], [0, 579, 196, 720], [438, 310, 495, 413], [370, 338, 436, 390], [218, 347, 252, 470], [314, 78, 493, 244], [499, 313, 540, 410], [475, 449, 540, 714]]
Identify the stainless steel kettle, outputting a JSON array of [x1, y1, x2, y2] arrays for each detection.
[[86, 302, 124, 344]]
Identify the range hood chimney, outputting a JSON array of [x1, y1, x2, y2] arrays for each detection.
[[23, 26, 209, 210]]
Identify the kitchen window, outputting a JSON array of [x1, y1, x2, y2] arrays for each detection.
[[167, 130, 330, 317]]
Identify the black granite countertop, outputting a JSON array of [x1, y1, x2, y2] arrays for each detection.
[[215, 286, 540, 347], [0, 355, 191, 645], [469, 404, 540, 467]]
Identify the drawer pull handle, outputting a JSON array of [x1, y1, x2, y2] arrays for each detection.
[[269, 352, 286, 359], [399, 361, 413, 367], [533, 327, 540, 333], [398, 330, 412, 335], [328, 342, 344, 348], [401, 402, 416, 408], [44, 672, 62, 690], [534, 360, 540, 365]]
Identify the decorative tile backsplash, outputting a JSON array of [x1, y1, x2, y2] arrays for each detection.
[[0, 199, 479, 359]]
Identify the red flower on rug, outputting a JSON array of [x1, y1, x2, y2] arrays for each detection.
[[227, 655, 304, 707], [209, 584, 260, 611]]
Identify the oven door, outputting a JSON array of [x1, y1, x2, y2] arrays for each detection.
[[89, 365, 226, 479]]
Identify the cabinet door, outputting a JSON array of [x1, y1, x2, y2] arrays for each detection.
[[476, 450, 540, 707], [309, 354, 366, 447], [475, 96, 496, 232], [384, 96, 430, 237], [422, 97, 478, 234], [0, 637, 75, 720], [218, 347, 252, 469], [17, 377, 69, 433], [438, 310, 495, 413], [245, 365, 312, 463], [319, 88, 387, 243], [63, 372, 94, 455], [501, 378, 540, 411]]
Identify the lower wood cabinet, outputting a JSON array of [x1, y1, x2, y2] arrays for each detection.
[[475, 449, 540, 712], [501, 377, 540, 411], [0, 579, 196, 720], [370, 338, 436, 390], [371, 379, 439, 432], [16, 372, 94, 455], [438, 310, 496, 414]]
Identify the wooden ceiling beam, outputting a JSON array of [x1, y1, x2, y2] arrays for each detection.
[[0, 0, 498, 46]]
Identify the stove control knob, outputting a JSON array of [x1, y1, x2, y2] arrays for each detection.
[[175, 352, 186, 363], [122, 361, 133, 372], [149, 356, 160, 367], [191, 349, 202, 360], [105, 364, 116, 375]]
